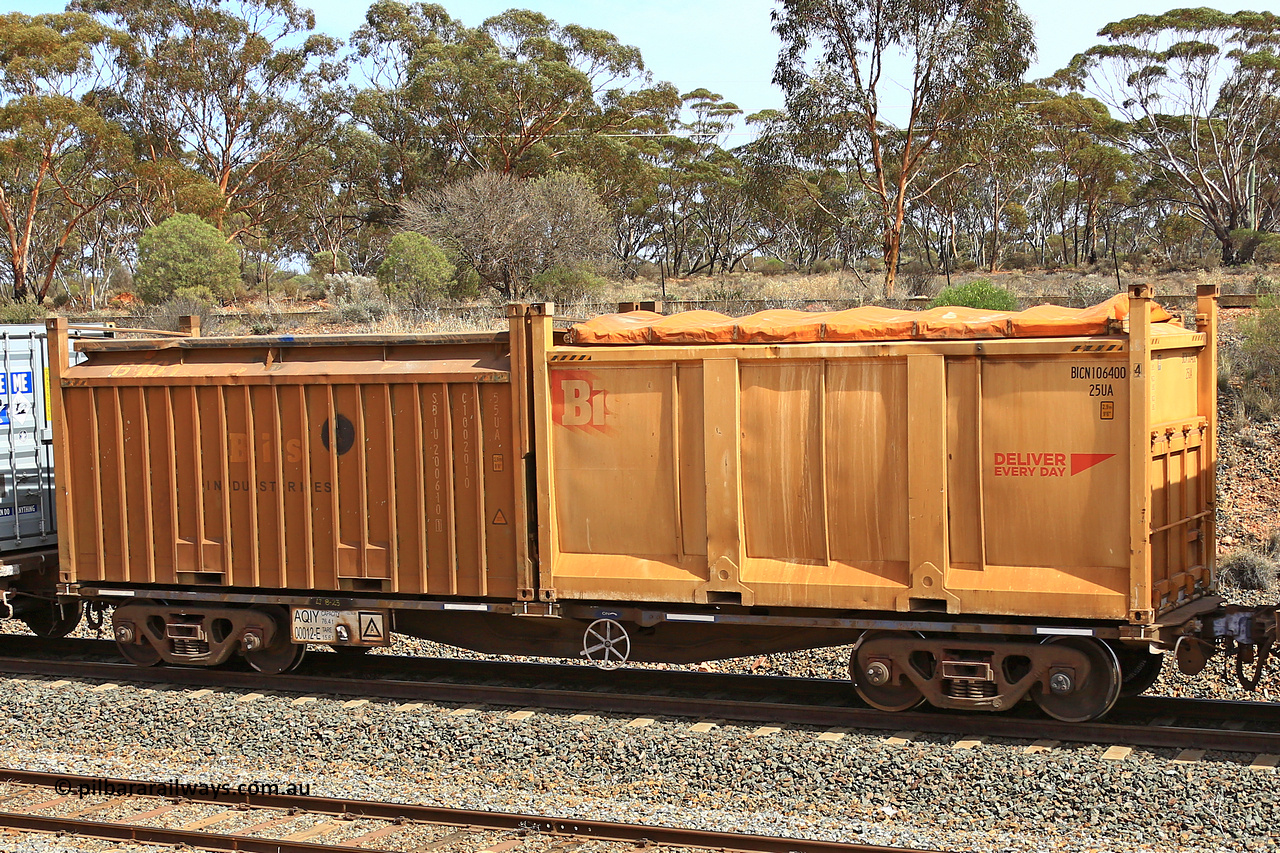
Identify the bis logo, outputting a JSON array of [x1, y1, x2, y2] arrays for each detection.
[[551, 371, 613, 434]]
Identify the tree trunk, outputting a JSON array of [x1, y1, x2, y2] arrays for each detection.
[[1220, 236, 1238, 266], [12, 266, 27, 302], [989, 183, 1002, 273], [883, 227, 901, 298]]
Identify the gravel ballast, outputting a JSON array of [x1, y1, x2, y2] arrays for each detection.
[[0, 675, 1276, 852]]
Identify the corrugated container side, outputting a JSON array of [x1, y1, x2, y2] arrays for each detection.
[[50, 323, 528, 598]]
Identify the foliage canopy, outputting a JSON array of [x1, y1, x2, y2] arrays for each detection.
[[134, 214, 240, 304]]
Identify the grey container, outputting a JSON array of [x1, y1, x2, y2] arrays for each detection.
[[0, 324, 103, 556]]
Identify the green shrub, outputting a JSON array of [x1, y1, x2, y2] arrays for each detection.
[[1230, 229, 1280, 264], [0, 301, 47, 323], [173, 285, 217, 305], [137, 294, 221, 335], [757, 258, 788, 276], [1122, 250, 1152, 271], [309, 251, 351, 278], [241, 309, 285, 335], [278, 274, 313, 300], [1220, 550, 1277, 591], [377, 232, 455, 308], [452, 268, 481, 300], [326, 275, 389, 325], [333, 299, 390, 324], [134, 214, 240, 304], [1003, 251, 1034, 270], [929, 279, 1018, 311], [529, 264, 609, 303], [1238, 296, 1280, 419], [1068, 279, 1117, 308]]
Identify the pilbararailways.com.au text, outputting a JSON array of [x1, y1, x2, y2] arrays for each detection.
[[54, 778, 312, 799]]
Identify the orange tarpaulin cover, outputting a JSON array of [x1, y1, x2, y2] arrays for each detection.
[[566, 293, 1176, 345]]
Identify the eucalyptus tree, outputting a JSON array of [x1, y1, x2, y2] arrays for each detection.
[[651, 89, 744, 276], [1057, 8, 1280, 265], [72, 0, 343, 243], [1028, 91, 1118, 265], [959, 88, 1039, 271], [348, 1, 472, 206], [401, 170, 611, 300], [0, 11, 136, 302], [352, 2, 673, 183], [270, 126, 388, 277], [772, 0, 1035, 294]]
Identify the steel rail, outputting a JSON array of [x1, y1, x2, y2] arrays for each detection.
[[0, 768, 927, 853], [0, 811, 381, 853], [1, 645, 1279, 755], [13, 636, 1280, 722]]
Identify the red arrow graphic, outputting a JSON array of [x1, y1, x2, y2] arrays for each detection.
[[1070, 453, 1116, 476]]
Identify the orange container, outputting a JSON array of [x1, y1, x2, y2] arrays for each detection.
[[48, 288, 1217, 633], [533, 286, 1218, 625], [48, 320, 532, 598]]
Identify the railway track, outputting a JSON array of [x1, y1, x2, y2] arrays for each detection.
[[1, 636, 1278, 757], [0, 768, 917, 853]]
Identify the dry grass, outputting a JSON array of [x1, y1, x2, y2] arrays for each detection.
[[579, 264, 1269, 309]]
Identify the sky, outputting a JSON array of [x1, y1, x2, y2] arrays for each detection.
[[7, 0, 1269, 133]]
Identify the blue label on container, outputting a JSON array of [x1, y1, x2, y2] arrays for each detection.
[[0, 505, 38, 518], [0, 372, 33, 397]]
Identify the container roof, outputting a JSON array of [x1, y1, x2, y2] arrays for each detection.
[[566, 293, 1177, 345]]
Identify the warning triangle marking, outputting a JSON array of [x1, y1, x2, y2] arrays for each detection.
[[492, 509, 508, 525], [1070, 453, 1116, 476], [361, 615, 383, 640]]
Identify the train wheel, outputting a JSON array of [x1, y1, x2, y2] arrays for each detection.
[[243, 607, 305, 674], [22, 602, 81, 638], [850, 632, 925, 712], [1033, 636, 1121, 722], [1113, 645, 1165, 698], [246, 637, 306, 674]]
